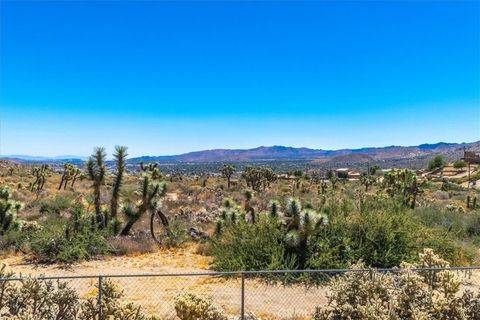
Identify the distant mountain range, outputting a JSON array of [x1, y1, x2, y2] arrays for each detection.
[[2, 141, 479, 168], [0, 155, 88, 162], [129, 141, 479, 164]]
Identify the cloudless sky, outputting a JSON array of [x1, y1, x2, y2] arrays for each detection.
[[0, 1, 479, 157]]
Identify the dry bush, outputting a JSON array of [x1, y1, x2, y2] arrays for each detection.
[[314, 249, 480, 320], [0, 264, 162, 320], [109, 235, 157, 256]]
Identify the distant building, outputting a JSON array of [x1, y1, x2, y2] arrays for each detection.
[[347, 170, 361, 179], [463, 150, 480, 164]]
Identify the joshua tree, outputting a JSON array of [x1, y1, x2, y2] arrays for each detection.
[[58, 163, 81, 190], [86, 147, 107, 229], [0, 186, 22, 235], [29, 164, 49, 192], [243, 189, 255, 223], [120, 172, 167, 236], [110, 146, 128, 230], [327, 171, 338, 190], [220, 164, 235, 189], [269, 200, 280, 218], [140, 162, 162, 180], [359, 172, 376, 192], [284, 198, 328, 268], [383, 169, 425, 209], [319, 179, 328, 195], [242, 166, 276, 192], [215, 198, 245, 235]]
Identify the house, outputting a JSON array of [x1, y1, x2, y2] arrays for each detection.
[[463, 151, 480, 164]]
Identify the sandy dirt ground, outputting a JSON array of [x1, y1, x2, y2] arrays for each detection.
[[0, 245, 326, 319]]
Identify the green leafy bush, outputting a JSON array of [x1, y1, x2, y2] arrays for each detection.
[[39, 194, 76, 215], [428, 155, 447, 171], [30, 207, 112, 263], [210, 215, 290, 271]]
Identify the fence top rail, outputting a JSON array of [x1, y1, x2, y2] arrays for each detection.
[[1, 266, 479, 282]]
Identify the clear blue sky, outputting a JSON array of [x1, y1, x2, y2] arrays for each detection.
[[1, 1, 479, 157]]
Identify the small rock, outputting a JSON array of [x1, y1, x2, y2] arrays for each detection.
[[188, 227, 209, 240]]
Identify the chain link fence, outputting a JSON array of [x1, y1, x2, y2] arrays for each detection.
[[1, 267, 479, 319]]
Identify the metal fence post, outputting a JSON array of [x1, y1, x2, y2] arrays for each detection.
[[241, 272, 245, 320], [98, 276, 103, 320]]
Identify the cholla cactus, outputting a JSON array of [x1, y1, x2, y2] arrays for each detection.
[[0, 186, 22, 234], [314, 248, 480, 320], [174, 293, 227, 320]]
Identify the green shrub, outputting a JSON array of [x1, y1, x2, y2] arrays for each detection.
[[163, 219, 188, 247], [29, 209, 112, 263], [453, 159, 467, 169], [210, 217, 291, 271], [38, 194, 76, 215], [348, 207, 418, 267], [428, 155, 446, 171]]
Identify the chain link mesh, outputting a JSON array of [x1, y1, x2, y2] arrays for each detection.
[[1, 267, 479, 319]]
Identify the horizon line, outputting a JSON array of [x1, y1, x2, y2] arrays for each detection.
[[1, 139, 477, 160]]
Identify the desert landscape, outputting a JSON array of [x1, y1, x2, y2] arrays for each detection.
[[1, 144, 480, 318]]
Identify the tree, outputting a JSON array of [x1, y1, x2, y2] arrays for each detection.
[[284, 198, 328, 269], [120, 171, 166, 236], [220, 164, 235, 189], [360, 172, 376, 192], [428, 155, 446, 171], [337, 171, 348, 180], [243, 189, 255, 223], [29, 164, 49, 192], [214, 198, 246, 235], [86, 147, 107, 229], [242, 166, 277, 192], [110, 146, 128, 231], [453, 159, 467, 169], [327, 171, 338, 190], [382, 169, 425, 209], [140, 162, 162, 179], [58, 163, 81, 190], [368, 165, 380, 176]]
